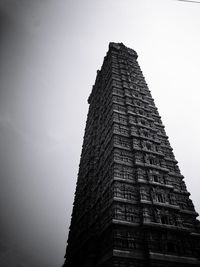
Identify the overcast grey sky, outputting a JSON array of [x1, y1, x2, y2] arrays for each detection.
[[0, 0, 200, 266]]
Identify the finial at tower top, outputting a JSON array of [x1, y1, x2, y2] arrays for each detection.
[[109, 42, 138, 58]]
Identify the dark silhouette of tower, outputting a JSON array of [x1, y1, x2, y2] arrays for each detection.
[[63, 43, 200, 267]]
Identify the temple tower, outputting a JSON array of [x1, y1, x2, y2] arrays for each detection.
[[63, 43, 200, 267]]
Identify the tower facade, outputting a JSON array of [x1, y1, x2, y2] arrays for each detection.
[[64, 43, 200, 267]]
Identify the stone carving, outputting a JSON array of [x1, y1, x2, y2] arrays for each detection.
[[63, 43, 200, 267]]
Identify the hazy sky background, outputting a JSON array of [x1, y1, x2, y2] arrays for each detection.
[[0, 0, 200, 266]]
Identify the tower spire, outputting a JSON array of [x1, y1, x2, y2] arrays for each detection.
[[63, 43, 200, 267]]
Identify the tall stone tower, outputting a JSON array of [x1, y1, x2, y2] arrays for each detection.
[[63, 43, 200, 267]]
